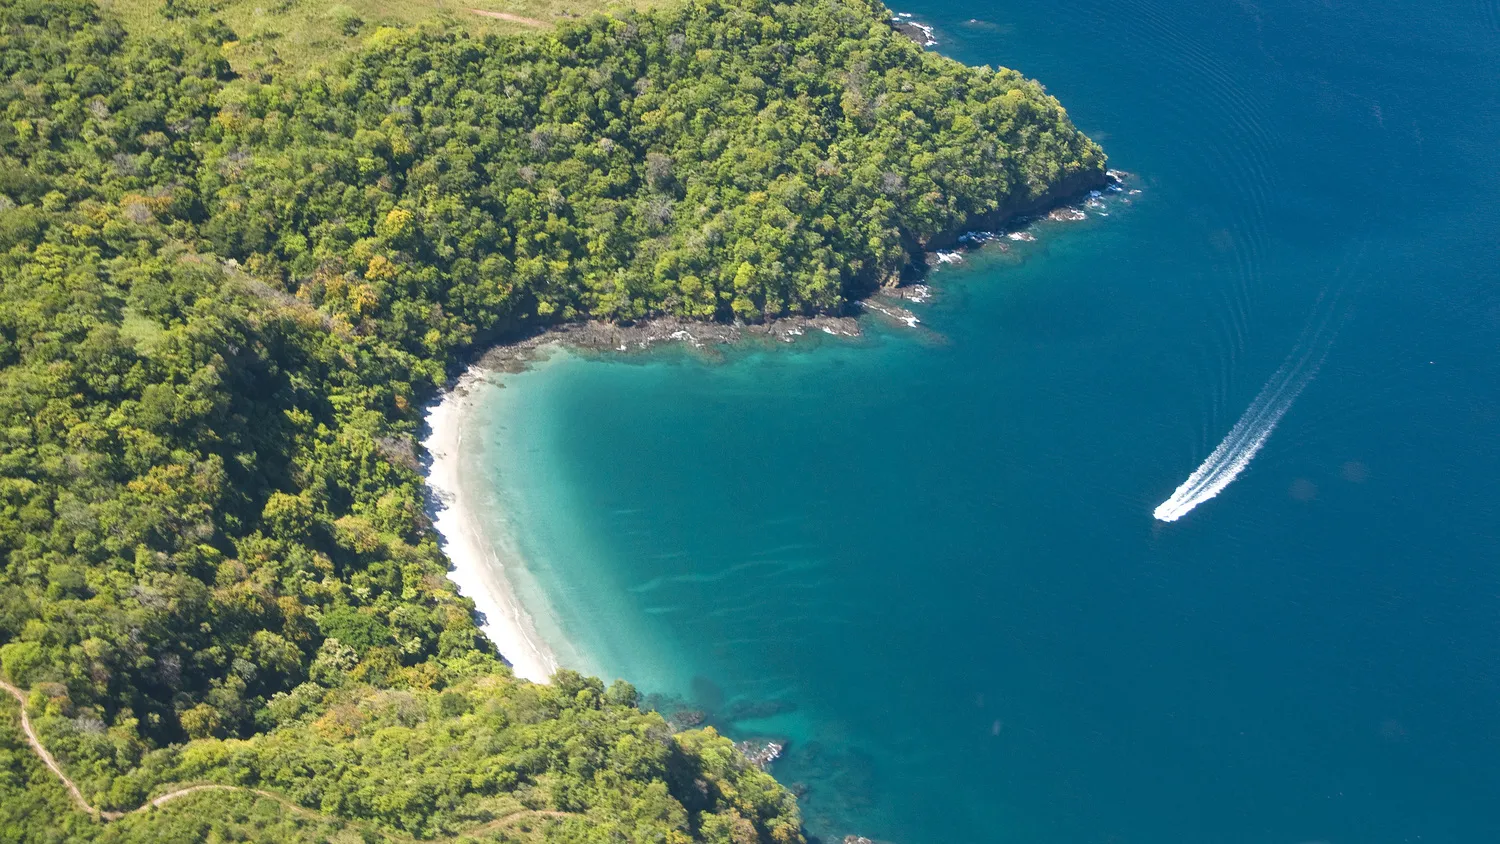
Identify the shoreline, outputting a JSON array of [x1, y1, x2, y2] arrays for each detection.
[[418, 172, 1130, 685], [419, 316, 865, 686], [466, 312, 866, 373], [423, 371, 561, 683]]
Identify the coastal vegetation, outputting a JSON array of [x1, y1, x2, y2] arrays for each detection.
[[0, 0, 1103, 838]]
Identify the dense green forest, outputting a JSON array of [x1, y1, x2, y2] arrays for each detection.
[[0, 0, 1103, 838]]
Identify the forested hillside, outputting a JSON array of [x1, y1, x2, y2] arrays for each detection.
[[0, 0, 1103, 838]]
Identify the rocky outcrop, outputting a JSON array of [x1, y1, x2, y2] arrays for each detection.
[[920, 166, 1113, 253], [735, 739, 786, 770]]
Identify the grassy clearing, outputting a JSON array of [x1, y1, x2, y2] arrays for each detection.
[[100, 0, 668, 74]]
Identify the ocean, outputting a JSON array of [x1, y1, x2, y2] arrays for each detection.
[[452, 0, 1500, 840]]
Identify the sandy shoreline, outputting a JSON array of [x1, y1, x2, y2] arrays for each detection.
[[423, 367, 560, 683], [418, 315, 866, 687], [417, 177, 1127, 684], [418, 317, 864, 687]]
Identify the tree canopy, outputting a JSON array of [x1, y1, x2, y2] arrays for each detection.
[[0, 0, 1103, 838]]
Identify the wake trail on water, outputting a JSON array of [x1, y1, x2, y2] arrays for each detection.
[[1153, 240, 1370, 523], [1152, 345, 1322, 522]]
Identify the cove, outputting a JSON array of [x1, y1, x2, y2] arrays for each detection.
[[443, 0, 1500, 840]]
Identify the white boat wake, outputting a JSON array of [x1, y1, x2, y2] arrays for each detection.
[[1153, 267, 1360, 523], [1152, 348, 1322, 522], [1151, 172, 1382, 523]]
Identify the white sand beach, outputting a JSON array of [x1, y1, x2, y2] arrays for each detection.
[[423, 368, 559, 683]]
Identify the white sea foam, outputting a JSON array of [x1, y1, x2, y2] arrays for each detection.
[[893, 17, 937, 44], [669, 328, 706, 348], [862, 300, 920, 327], [935, 250, 963, 264]]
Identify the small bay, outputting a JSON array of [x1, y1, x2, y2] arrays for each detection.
[[451, 0, 1500, 840]]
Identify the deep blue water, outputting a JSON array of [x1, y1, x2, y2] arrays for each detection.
[[462, 0, 1500, 841]]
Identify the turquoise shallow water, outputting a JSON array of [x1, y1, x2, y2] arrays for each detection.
[[461, 0, 1500, 841]]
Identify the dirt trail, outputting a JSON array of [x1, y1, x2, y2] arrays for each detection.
[[0, 679, 571, 839], [468, 8, 548, 26], [0, 679, 119, 819], [139, 783, 328, 818]]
